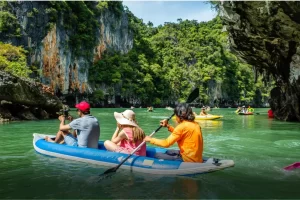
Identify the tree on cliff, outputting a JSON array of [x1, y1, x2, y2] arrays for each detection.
[[0, 42, 32, 78]]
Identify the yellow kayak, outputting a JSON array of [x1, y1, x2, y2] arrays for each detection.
[[172, 115, 223, 120], [195, 115, 223, 120]]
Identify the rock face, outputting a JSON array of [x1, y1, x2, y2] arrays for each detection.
[[0, 71, 63, 121], [1, 1, 133, 95], [220, 1, 300, 121]]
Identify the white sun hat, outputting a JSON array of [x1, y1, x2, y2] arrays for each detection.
[[114, 110, 138, 127]]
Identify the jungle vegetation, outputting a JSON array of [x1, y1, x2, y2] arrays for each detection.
[[0, 1, 273, 107], [89, 7, 273, 107]]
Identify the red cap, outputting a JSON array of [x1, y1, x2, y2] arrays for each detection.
[[75, 101, 90, 112]]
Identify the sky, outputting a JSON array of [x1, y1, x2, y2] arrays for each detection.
[[122, 1, 218, 27]]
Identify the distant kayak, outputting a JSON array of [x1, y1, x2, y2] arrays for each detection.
[[195, 115, 223, 120], [173, 115, 223, 120], [165, 107, 174, 111], [238, 112, 253, 115], [147, 107, 154, 112]]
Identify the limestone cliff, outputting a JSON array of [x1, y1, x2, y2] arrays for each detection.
[[220, 1, 300, 121], [1, 1, 133, 96]]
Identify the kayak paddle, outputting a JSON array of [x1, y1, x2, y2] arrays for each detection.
[[283, 162, 300, 171], [98, 88, 199, 179]]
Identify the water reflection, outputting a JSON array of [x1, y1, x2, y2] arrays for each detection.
[[241, 115, 254, 129], [0, 121, 11, 125], [196, 120, 223, 130], [105, 174, 202, 199], [171, 177, 201, 198]]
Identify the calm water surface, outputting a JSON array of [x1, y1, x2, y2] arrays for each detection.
[[0, 108, 299, 199]]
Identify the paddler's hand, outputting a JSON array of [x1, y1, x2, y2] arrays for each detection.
[[58, 115, 65, 122], [117, 123, 122, 129], [160, 119, 169, 127], [67, 115, 73, 121], [144, 136, 151, 142]]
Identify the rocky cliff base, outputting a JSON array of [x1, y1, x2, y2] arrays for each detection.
[[0, 71, 63, 122]]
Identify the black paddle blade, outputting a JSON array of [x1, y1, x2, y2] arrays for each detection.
[[97, 172, 115, 181], [186, 88, 199, 103], [98, 167, 117, 181], [103, 167, 117, 174]]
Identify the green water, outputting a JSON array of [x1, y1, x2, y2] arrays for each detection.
[[0, 108, 299, 199]]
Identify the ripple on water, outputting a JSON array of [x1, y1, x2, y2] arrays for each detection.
[[0, 155, 26, 159], [150, 116, 169, 119], [205, 135, 240, 142], [274, 140, 300, 148]]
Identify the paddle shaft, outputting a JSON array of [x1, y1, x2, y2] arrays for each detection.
[[112, 113, 175, 171]]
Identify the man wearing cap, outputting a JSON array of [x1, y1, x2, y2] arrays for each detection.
[[45, 101, 100, 149]]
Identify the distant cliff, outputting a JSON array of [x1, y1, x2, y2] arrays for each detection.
[[0, 1, 133, 96], [220, 1, 300, 121]]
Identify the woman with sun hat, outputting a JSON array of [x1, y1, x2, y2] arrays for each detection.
[[104, 110, 146, 156]]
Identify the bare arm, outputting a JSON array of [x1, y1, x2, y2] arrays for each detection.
[[144, 120, 180, 148], [111, 126, 121, 140], [58, 115, 71, 131], [111, 130, 127, 144], [150, 131, 181, 148], [60, 123, 71, 131]]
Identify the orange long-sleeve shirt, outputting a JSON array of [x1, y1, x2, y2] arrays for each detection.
[[150, 120, 203, 162]]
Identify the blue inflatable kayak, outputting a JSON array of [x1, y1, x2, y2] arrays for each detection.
[[33, 133, 234, 176]]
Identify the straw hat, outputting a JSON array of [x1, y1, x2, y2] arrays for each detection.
[[114, 110, 138, 127]]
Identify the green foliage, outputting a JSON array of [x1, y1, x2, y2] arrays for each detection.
[[96, 1, 108, 11], [44, 1, 125, 57], [107, 1, 124, 18], [33, 8, 39, 14], [45, 1, 100, 57], [94, 90, 104, 99], [26, 8, 38, 17], [27, 11, 34, 17], [0, 12, 21, 37], [89, 89, 105, 104], [0, 42, 32, 77], [89, 10, 272, 106], [0, 2, 22, 37]]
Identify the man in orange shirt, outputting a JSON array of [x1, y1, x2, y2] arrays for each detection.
[[144, 103, 203, 162]]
